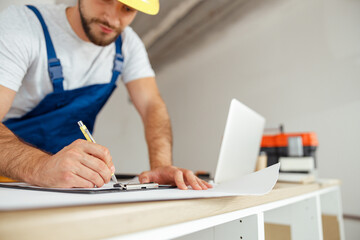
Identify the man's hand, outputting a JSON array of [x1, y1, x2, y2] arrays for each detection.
[[29, 139, 115, 188], [139, 166, 213, 190]]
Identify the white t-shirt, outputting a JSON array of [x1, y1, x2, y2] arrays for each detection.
[[0, 4, 155, 121]]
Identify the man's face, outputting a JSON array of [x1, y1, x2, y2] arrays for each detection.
[[78, 0, 137, 46]]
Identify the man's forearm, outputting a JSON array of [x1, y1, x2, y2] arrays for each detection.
[[0, 123, 48, 182], [144, 98, 173, 169]]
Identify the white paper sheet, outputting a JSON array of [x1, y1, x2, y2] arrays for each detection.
[[0, 163, 279, 211]]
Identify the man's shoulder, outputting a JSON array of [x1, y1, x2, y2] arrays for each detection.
[[34, 4, 68, 18], [123, 26, 139, 39], [0, 4, 67, 26], [0, 5, 34, 27], [122, 26, 145, 48], [1, 5, 28, 16], [0, 4, 66, 33]]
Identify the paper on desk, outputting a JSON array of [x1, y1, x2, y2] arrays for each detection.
[[0, 163, 279, 211], [213, 163, 280, 195]]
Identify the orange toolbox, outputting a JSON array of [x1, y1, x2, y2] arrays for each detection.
[[260, 131, 318, 167]]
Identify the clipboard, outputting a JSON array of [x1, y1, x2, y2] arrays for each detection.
[[0, 182, 175, 194]]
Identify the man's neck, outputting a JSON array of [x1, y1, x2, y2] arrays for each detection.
[[66, 5, 90, 42]]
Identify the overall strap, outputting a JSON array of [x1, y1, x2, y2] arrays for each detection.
[[111, 36, 124, 84], [27, 5, 64, 92]]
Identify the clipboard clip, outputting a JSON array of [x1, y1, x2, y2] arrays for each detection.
[[113, 182, 159, 190]]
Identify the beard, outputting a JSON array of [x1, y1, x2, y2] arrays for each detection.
[[78, 0, 122, 46]]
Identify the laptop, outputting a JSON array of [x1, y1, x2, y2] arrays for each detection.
[[213, 99, 266, 184]]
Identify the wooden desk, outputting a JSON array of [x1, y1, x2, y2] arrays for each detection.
[[0, 182, 344, 240]]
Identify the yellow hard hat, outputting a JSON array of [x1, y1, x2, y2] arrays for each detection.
[[118, 0, 159, 15]]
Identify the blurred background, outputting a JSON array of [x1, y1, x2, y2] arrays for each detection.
[[1, 0, 359, 238]]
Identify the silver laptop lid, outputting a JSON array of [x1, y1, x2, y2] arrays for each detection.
[[214, 99, 265, 184]]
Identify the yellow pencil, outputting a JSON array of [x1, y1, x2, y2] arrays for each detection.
[[77, 121, 118, 184]]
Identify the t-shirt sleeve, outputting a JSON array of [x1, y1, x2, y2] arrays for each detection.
[[0, 6, 35, 92], [121, 27, 155, 84]]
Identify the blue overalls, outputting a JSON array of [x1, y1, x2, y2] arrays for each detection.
[[3, 5, 124, 154]]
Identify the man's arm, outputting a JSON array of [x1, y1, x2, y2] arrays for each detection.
[[125, 77, 172, 169], [0, 85, 115, 188], [126, 77, 212, 190]]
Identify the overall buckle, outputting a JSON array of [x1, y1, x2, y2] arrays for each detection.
[[48, 58, 64, 91], [48, 58, 64, 81], [113, 53, 124, 73]]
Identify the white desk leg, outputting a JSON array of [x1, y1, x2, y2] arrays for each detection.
[[320, 187, 345, 240], [287, 196, 323, 240], [265, 196, 323, 240], [257, 212, 265, 240], [213, 214, 264, 240]]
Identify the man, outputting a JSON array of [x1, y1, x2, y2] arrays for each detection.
[[0, 0, 211, 190]]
